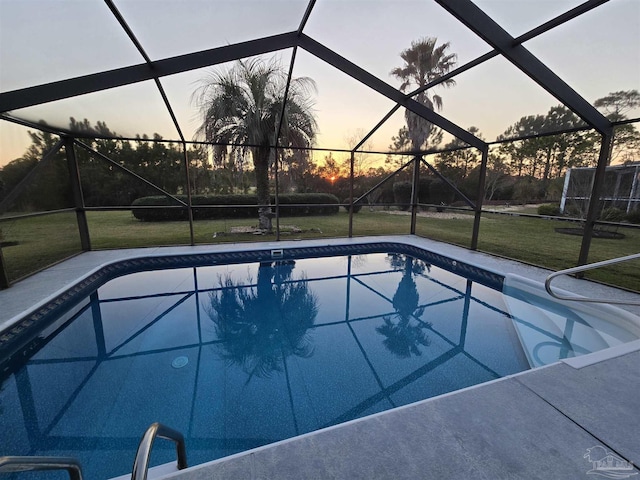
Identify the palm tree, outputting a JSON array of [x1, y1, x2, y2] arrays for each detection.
[[207, 261, 318, 381], [376, 255, 431, 358], [194, 58, 317, 231], [391, 37, 457, 151]]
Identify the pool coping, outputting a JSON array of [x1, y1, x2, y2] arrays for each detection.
[[1, 239, 504, 333], [4, 235, 639, 373], [3, 235, 639, 333]]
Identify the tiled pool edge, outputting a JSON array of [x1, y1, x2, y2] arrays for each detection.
[[3, 236, 639, 329], [3, 235, 640, 378]]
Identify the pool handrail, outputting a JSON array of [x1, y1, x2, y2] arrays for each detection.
[[131, 422, 188, 480], [545, 253, 640, 305], [0, 456, 83, 480]]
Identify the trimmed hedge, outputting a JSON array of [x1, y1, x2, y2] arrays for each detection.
[[131, 193, 340, 221], [342, 198, 364, 213], [537, 204, 561, 216]]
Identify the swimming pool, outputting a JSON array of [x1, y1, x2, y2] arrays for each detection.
[[1, 242, 638, 479]]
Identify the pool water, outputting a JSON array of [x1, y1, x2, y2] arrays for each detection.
[[0, 251, 634, 479]]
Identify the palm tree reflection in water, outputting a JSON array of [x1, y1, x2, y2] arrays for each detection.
[[377, 254, 432, 358], [207, 261, 318, 382]]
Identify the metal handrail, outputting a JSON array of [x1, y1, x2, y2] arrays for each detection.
[[545, 253, 640, 305], [0, 456, 83, 480], [131, 423, 188, 480]]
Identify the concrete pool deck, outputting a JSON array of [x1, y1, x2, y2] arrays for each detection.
[[157, 346, 640, 480], [1, 235, 639, 479]]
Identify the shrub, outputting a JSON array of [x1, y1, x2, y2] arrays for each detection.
[[342, 198, 363, 213], [626, 209, 640, 224], [418, 178, 431, 204], [131, 193, 340, 222], [379, 182, 395, 204], [493, 182, 514, 201], [131, 196, 190, 222], [564, 202, 585, 219], [429, 179, 455, 206], [544, 177, 565, 202], [393, 181, 412, 211], [537, 204, 561, 216], [599, 207, 626, 222], [513, 177, 543, 204]]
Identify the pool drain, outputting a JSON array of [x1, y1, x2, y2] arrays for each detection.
[[171, 356, 189, 369]]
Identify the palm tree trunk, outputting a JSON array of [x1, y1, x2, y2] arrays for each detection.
[[254, 147, 273, 231]]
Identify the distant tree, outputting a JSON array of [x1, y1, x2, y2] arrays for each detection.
[[594, 90, 640, 120], [133, 135, 184, 194], [386, 126, 412, 176], [386, 125, 442, 174], [315, 152, 346, 189], [498, 114, 546, 177], [594, 90, 640, 164], [483, 153, 511, 201], [512, 176, 543, 204], [0, 156, 38, 210], [390, 37, 456, 152], [498, 107, 597, 180], [611, 124, 640, 164], [188, 145, 212, 194], [71, 122, 186, 206], [194, 58, 317, 231], [388, 125, 444, 154], [0, 118, 195, 210], [389, 125, 412, 153], [538, 107, 578, 181], [209, 146, 253, 194], [344, 129, 376, 178], [0, 128, 69, 212], [437, 126, 484, 180], [279, 148, 311, 192]]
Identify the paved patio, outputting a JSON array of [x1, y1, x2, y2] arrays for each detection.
[[158, 345, 640, 480]]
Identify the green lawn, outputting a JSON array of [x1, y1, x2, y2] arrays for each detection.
[[416, 211, 639, 290], [1, 211, 82, 283], [1, 209, 638, 291]]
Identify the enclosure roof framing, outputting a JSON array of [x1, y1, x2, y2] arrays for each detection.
[[0, 32, 300, 113], [435, 0, 613, 135], [0, 0, 633, 149]]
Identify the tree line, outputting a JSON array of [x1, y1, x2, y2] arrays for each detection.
[[0, 118, 221, 212]]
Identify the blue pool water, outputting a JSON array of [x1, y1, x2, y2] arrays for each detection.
[[0, 248, 637, 479]]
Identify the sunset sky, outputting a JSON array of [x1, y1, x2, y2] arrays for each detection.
[[1, 0, 639, 167]]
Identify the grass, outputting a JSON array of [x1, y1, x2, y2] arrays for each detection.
[[416, 210, 639, 290], [1, 211, 82, 283], [1, 209, 638, 291]]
